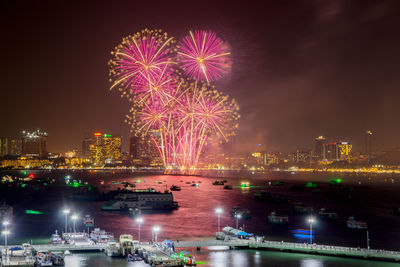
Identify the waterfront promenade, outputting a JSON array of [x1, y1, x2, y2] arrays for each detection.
[[1, 239, 400, 263]]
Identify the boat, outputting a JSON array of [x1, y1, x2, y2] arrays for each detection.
[[347, 216, 368, 229], [212, 180, 225, 185], [294, 203, 313, 214], [90, 228, 115, 243], [170, 185, 181, 191], [128, 207, 142, 217], [105, 241, 121, 257], [101, 188, 179, 211], [254, 190, 270, 201], [50, 230, 64, 245], [50, 252, 65, 266], [230, 206, 251, 219], [223, 185, 233, 190], [83, 215, 94, 227], [36, 250, 53, 266], [2, 245, 35, 267], [119, 234, 135, 257], [191, 183, 199, 187], [268, 211, 289, 224], [318, 208, 339, 220]]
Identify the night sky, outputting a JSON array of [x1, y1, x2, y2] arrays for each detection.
[[1, 0, 400, 153]]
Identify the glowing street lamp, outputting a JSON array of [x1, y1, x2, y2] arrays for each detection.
[[2, 221, 10, 247], [152, 226, 160, 243], [235, 214, 241, 229], [135, 217, 143, 243], [215, 208, 223, 233], [71, 215, 78, 233], [63, 209, 70, 233], [308, 217, 315, 244]]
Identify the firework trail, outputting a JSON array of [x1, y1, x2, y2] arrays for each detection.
[[111, 29, 238, 173], [178, 30, 231, 83]]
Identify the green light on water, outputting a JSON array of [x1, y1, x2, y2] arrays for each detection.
[[195, 261, 208, 265], [306, 182, 318, 188], [25, 210, 44, 215], [23, 171, 27, 175], [136, 179, 141, 183]]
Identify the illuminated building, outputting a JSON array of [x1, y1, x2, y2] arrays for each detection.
[[295, 149, 312, 163], [103, 134, 122, 163], [0, 137, 22, 157], [89, 132, 121, 165], [129, 131, 162, 166], [22, 130, 48, 157], [82, 134, 94, 157], [365, 130, 373, 163], [337, 141, 352, 161], [314, 136, 326, 160]]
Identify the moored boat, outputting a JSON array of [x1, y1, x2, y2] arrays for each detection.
[[294, 203, 313, 214], [50, 230, 64, 245], [223, 185, 233, 190], [105, 241, 121, 257], [170, 185, 181, 191], [36, 250, 53, 266], [268, 211, 289, 224], [347, 216, 368, 229], [90, 228, 115, 243], [318, 208, 339, 220], [230, 206, 251, 219]]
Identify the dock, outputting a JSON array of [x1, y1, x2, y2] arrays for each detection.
[[172, 239, 400, 262]]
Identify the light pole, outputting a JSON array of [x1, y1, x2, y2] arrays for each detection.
[[71, 215, 78, 233], [308, 217, 315, 244], [235, 214, 241, 229], [63, 209, 70, 233], [3, 221, 9, 247], [136, 217, 143, 243], [367, 230, 370, 250], [215, 208, 223, 233], [152, 226, 160, 243]]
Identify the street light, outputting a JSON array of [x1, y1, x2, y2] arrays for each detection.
[[308, 217, 315, 244], [63, 209, 70, 233], [135, 217, 143, 243], [235, 214, 241, 229], [152, 226, 160, 243], [71, 215, 78, 233], [215, 208, 223, 233]]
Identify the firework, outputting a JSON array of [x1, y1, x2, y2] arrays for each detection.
[[111, 29, 238, 174], [178, 30, 231, 83], [109, 29, 175, 98]]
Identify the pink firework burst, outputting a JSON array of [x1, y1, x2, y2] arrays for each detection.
[[178, 30, 231, 83], [109, 29, 175, 94]]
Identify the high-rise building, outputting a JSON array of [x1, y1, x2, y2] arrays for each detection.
[[21, 130, 48, 157], [337, 141, 352, 161], [314, 136, 326, 160], [89, 132, 121, 165], [326, 142, 337, 160], [129, 131, 162, 165], [82, 134, 94, 158], [365, 130, 373, 163]]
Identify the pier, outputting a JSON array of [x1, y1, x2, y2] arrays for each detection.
[[2, 238, 400, 265], [172, 239, 400, 262]]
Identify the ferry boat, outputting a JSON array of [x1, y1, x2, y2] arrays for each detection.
[[170, 185, 181, 191], [101, 188, 179, 211], [90, 228, 115, 243], [50, 230, 64, 244], [230, 206, 252, 219], [318, 208, 339, 220], [294, 203, 313, 214], [347, 216, 368, 229], [268, 211, 289, 224], [2, 245, 35, 267], [105, 241, 121, 257], [36, 250, 53, 266]]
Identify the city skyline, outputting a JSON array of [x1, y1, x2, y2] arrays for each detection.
[[1, 1, 400, 153]]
